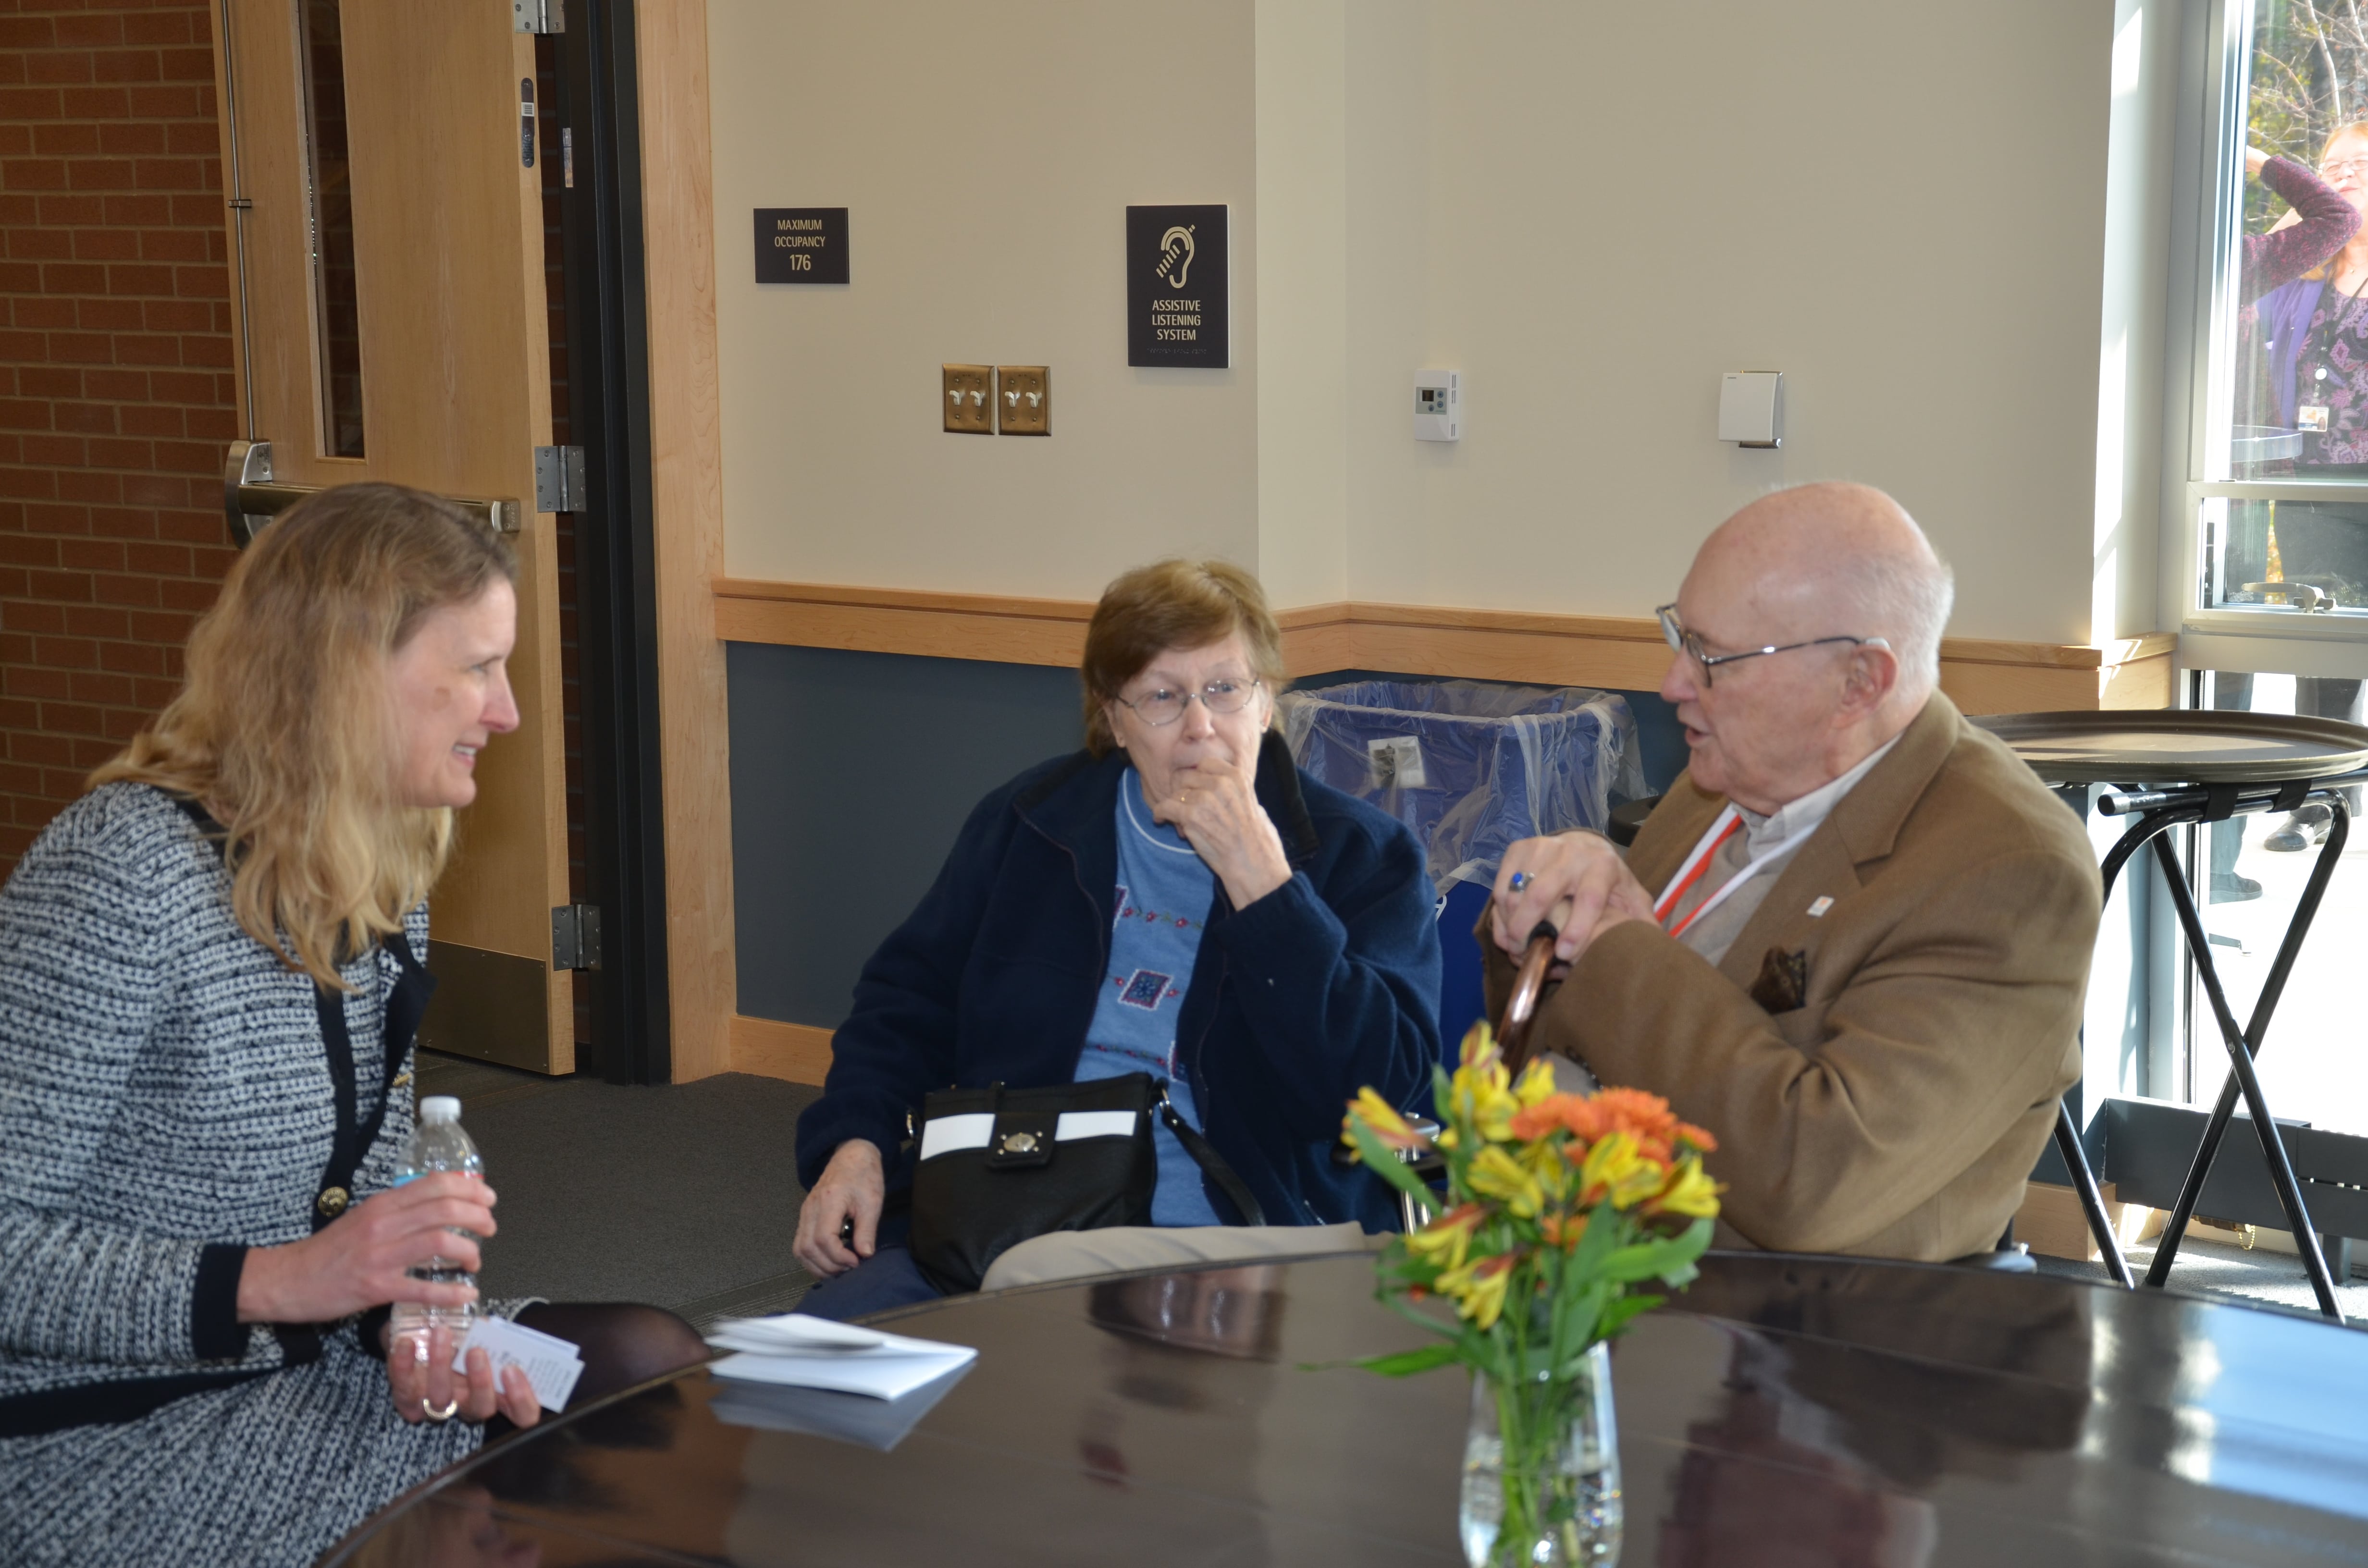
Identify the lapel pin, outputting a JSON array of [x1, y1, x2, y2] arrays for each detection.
[[1806, 897, 1834, 918]]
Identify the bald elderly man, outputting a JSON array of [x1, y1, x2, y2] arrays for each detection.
[[1485, 482, 2102, 1262]]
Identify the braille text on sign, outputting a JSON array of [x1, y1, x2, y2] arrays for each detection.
[[754, 208, 849, 285]]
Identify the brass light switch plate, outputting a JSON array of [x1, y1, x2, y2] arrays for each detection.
[[997, 366, 1049, 435], [943, 364, 993, 433]]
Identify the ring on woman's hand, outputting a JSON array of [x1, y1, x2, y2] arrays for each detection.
[[1508, 870, 1531, 892], [420, 1395, 460, 1422]]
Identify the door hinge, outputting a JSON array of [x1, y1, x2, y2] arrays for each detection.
[[533, 445, 586, 513], [552, 904, 602, 971], [513, 0, 564, 33]]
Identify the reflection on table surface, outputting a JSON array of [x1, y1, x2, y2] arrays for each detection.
[[325, 1251, 2368, 1568]]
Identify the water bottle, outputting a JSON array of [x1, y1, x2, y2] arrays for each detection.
[[388, 1095, 484, 1349]]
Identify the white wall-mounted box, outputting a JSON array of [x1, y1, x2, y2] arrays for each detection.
[[1413, 369, 1461, 441], [1718, 371, 1783, 448]]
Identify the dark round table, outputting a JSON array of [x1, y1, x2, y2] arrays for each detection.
[[325, 1252, 2368, 1567]]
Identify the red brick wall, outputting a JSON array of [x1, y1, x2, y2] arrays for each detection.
[[0, 1, 234, 871]]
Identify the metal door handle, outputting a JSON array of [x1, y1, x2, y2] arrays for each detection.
[[223, 440, 521, 545]]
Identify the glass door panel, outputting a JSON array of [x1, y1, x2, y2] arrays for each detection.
[[2191, 669, 2368, 1135]]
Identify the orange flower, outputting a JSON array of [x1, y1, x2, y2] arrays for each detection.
[[1505, 1086, 1718, 1160], [1507, 1093, 1607, 1143], [1590, 1086, 1719, 1155], [1540, 1211, 1590, 1250]]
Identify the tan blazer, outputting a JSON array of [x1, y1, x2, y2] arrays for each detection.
[[1483, 693, 2102, 1262]]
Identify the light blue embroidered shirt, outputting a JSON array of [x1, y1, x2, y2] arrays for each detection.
[[1073, 769, 1224, 1225]]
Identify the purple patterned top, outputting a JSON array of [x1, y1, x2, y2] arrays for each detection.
[[2295, 280, 2368, 464]]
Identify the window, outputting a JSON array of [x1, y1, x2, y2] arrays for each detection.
[[297, 0, 364, 458], [2170, 5, 2368, 1138]]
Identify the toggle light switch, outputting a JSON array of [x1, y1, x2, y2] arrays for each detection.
[[997, 366, 1049, 436], [943, 364, 994, 434]]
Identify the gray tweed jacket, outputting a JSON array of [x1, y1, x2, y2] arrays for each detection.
[[0, 782, 429, 1414]]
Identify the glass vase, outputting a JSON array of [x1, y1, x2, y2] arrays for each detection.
[[1458, 1343, 1621, 1567]]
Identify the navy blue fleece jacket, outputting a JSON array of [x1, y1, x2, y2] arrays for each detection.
[[793, 731, 1443, 1232]]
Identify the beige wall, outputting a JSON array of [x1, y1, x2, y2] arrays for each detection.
[[708, 0, 2125, 644], [707, 0, 1259, 598]]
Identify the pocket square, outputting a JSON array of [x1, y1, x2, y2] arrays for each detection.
[[1749, 946, 1809, 1014]]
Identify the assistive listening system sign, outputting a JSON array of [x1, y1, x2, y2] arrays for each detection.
[[753, 208, 849, 284], [1126, 205, 1227, 368]]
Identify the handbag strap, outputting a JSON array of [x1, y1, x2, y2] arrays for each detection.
[[1156, 1081, 1267, 1227]]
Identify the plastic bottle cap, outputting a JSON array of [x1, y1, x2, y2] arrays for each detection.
[[419, 1096, 461, 1124]]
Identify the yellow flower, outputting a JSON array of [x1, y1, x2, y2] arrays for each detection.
[[1513, 1055, 1557, 1109], [1436, 1252, 1517, 1330], [1445, 1025, 1515, 1139], [1403, 1203, 1485, 1271], [1579, 1131, 1666, 1211], [1466, 1144, 1545, 1217], [1457, 1018, 1501, 1071], [1521, 1137, 1574, 1201], [1340, 1087, 1431, 1160], [1647, 1155, 1723, 1220]]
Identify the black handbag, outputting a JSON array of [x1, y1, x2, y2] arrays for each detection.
[[907, 1072, 1266, 1293]]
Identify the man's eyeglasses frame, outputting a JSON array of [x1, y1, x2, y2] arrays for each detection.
[[1655, 604, 1890, 688]]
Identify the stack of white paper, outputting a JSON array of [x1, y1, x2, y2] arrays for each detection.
[[440, 1316, 585, 1412], [704, 1313, 977, 1401]]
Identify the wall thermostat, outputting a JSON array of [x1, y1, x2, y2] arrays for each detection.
[[1718, 371, 1783, 448], [1413, 369, 1461, 441]]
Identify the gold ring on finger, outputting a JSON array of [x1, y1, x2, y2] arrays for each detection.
[[421, 1395, 460, 1422]]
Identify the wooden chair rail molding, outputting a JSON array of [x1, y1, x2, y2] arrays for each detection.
[[713, 578, 2177, 715]]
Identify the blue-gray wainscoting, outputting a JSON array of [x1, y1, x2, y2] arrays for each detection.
[[726, 642, 1687, 1030]]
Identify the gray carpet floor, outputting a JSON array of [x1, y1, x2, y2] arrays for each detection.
[[414, 1052, 820, 1327]]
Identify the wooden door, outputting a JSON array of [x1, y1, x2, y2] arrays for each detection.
[[210, 0, 573, 1072]]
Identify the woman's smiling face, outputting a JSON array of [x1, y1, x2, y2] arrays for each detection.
[[386, 580, 520, 809]]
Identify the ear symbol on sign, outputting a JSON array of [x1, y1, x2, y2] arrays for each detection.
[[1156, 224, 1196, 288]]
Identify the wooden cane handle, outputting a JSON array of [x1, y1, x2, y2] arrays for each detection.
[[1496, 897, 1573, 1073]]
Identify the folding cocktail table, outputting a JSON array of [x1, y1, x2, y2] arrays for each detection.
[[1976, 710, 2368, 1323]]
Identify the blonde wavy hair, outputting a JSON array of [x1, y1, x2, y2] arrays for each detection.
[[89, 483, 517, 989]]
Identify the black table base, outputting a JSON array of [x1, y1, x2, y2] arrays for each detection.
[[2079, 777, 2355, 1323]]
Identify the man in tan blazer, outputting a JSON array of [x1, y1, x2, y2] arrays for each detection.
[[1484, 482, 2102, 1262]]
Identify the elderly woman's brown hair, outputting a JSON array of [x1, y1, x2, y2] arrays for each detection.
[[89, 483, 516, 989], [1080, 558, 1286, 755]]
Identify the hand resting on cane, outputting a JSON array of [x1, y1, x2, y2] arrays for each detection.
[[1489, 831, 1655, 974]]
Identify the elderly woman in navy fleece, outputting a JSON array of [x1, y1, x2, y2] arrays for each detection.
[[790, 558, 1441, 1319]]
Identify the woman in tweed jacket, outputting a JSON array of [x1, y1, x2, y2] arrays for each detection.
[[0, 485, 701, 1567]]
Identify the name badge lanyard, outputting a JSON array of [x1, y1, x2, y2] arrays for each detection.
[[1653, 805, 1813, 940]]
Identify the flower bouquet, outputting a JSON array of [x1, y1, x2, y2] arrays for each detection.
[[1340, 1023, 1722, 1567]]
